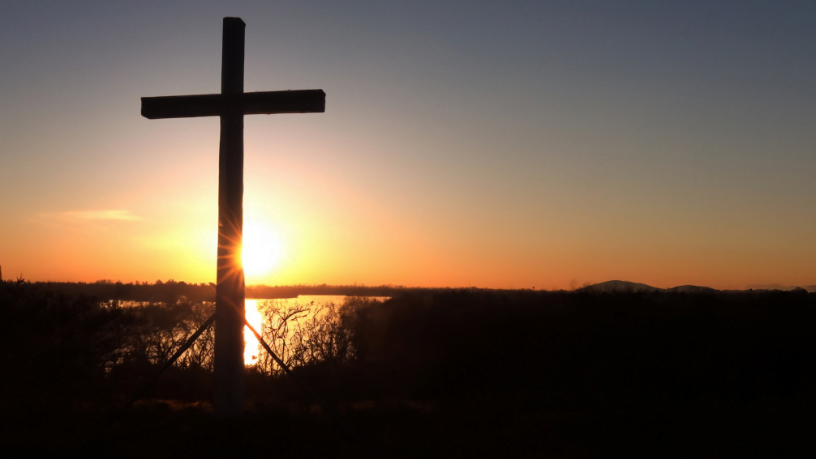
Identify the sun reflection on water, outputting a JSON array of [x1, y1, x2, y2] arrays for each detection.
[[242, 295, 389, 366], [243, 299, 263, 365]]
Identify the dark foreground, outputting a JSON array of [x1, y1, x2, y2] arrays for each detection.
[[2, 280, 815, 457], [5, 394, 813, 458]]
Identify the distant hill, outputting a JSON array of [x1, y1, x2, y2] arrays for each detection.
[[666, 285, 719, 293], [579, 281, 720, 293], [578, 280, 662, 293], [581, 281, 816, 294]]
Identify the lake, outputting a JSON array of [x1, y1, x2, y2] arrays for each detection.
[[244, 295, 389, 365]]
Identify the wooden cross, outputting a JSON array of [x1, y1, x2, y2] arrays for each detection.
[[141, 17, 325, 417]]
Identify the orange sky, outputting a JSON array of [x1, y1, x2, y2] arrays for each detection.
[[2, 2, 816, 290]]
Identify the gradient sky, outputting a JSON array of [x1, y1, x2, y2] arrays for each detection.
[[1, 1, 815, 289]]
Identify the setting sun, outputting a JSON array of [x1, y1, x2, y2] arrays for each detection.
[[240, 222, 283, 280]]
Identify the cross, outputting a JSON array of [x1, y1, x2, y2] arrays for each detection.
[[141, 17, 325, 417]]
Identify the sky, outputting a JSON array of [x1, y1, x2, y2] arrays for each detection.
[[1, 0, 815, 290]]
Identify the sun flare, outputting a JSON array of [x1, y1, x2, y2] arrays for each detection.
[[240, 222, 283, 279]]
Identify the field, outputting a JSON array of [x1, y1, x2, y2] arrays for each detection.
[[1, 279, 815, 457]]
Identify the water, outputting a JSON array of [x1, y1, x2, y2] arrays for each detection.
[[114, 295, 389, 366], [244, 295, 389, 365]]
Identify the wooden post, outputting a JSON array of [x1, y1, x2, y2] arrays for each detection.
[[214, 17, 246, 418]]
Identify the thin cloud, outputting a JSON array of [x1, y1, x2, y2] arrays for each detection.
[[39, 210, 143, 222]]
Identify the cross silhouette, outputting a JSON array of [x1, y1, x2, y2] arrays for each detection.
[[141, 17, 325, 417]]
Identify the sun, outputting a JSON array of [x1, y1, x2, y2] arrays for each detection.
[[240, 222, 283, 280]]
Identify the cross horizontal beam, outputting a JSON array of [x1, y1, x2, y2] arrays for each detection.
[[141, 89, 325, 119]]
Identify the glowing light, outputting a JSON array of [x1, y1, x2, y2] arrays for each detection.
[[244, 299, 263, 365], [241, 222, 283, 279]]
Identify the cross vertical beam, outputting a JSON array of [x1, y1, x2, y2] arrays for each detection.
[[214, 17, 246, 418]]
